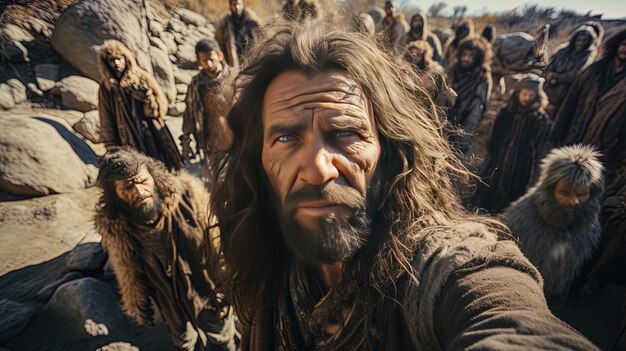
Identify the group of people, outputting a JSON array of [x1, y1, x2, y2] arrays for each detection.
[[91, 0, 626, 349]]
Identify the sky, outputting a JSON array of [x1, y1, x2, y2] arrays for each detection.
[[406, 0, 626, 19]]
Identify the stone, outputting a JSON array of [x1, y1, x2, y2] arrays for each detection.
[[0, 115, 98, 196], [85, 318, 109, 336], [176, 43, 197, 68], [27, 83, 43, 97], [160, 31, 177, 55], [169, 54, 177, 64], [0, 40, 29, 63], [56, 76, 99, 112], [65, 243, 106, 272], [50, 0, 153, 82], [73, 110, 102, 144], [6, 79, 27, 104], [149, 46, 176, 103], [149, 36, 168, 53], [1, 23, 35, 43], [197, 26, 214, 37], [175, 83, 188, 95], [0, 83, 15, 110], [176, 9, 207, 27], [34, 64, 60, 92], [168, 17, 185, 34], [173, 32, 185, 45], [174, 71, 192, 85], [176, 93, 186, 102], [167, 102, 186, 116], [36, 271, 85, 303], [0, 299, 35, 343], [96, 342, 140, 351], [149, 21, 164, 38]]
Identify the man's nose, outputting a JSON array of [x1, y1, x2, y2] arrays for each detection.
[[566, 195, 580, 206], [300, 142, 339, 185], [131, 184, 145, 198]]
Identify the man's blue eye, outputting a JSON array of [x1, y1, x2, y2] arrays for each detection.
[[335, 130, 356, 137], [278, 135, 295, 142]]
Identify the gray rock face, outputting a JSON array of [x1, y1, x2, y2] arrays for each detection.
[[176, 43, 197, 68], [65, 243, 106, 272], [0, 299, 35, 343], [73, 110, 102, 143], [175, 9, 207, 27], [0, 115, 98, 196], [150, 36, 168, 53], [149, 21, 164, 38], [7, 79, 27, 104], [150, 46, 176, 103], [160, 31, 177, 55], [168, 101, 186, 116], [34, 64, 60, 92], [56, 76, 99, 112], [50, 0, 152, 82]]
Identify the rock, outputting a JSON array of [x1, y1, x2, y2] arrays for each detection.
[[73, 110, 102, 143], [175, 83, 188, 95], [0, 299, 35, 343], [65, 243, 106, 272], [6, 79, 27, 104], [168, 17, 185, 34], [34, 64, 60, 92], [176, 93, 186, 102], [160, 31, 177, 54], [169, 54, 177, 64], [1, 23, 35, 43], [36, 271, 85, 303], [176, 43, 197, 68], [149, 46, 176, 103], [176, 9, 207, 27], [0, 40, 29, 63], [27, 83, 43, 97], [85, 318, 109, 336], [56, 76, 99, 112], [97, 342, 140, 351], [0, 83, 15, 110], [174, 71, 192, 85], [149, 36, 168, 53], [173, 32, 185, 45], [197, 26, 214, 37], [149, 21, 164, 38], [0, 115, 98, 196], [50, 0, 153, 82], [168, 102, 186, 116]]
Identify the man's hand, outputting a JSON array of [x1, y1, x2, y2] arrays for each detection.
[[180, 134, 196, 161]]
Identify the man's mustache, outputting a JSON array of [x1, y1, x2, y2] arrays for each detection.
[[283, 184, 365, 212], [131, 192, 153, 206]]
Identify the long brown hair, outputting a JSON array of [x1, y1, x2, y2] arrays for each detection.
[[210, 18, 506, 323]]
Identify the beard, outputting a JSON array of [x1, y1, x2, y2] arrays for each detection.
[[411, 25, 424, 36], [535, 189, 600, 229], [117, 190, 163, 224], [269, 174, 381, 265]]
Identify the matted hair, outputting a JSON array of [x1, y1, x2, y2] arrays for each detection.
[[456, 35, 493, 72], [536, 144, 604, 196], [210, 18, 506, 322]]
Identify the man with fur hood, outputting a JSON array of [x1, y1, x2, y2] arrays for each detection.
[[447, 36, 492, 154], [215, 0, 260, 69], [443, 19, 474, 73], [473, 74, 551, 214], [98, 40, 183, 171], [549, 27, 626, 186], [95, 148, 238, 350], [398, 12, 443, 63], [543, 22, 603, 114], [403, 40, 453, 108], [377, 0, 408, 52], [503, 145, 604, 308]]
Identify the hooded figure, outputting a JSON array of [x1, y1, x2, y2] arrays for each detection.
[[398, 12, 443, 63], [473, 74, 551, 213], [443, 19, 475, 72], [98, 40, 183, 171], [404, 40, 453, 108], [549, 27, 626, 185], [543, 22, 603, 112], [215, 0, 260, 70], [503, 145, 604, 307], [376, 0, 408, 52]]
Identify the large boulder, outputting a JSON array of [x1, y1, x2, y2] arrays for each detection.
[[56, 76, 99, 112], [73, 110, 102, 144], [150, 46, 176, 103], [50, 0, 153, 82], [65, 243, 106, 272], [0, 115, 98, 196]]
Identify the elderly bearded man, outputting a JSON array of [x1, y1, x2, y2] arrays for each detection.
[[210, 20, 598, 350], [95, 148, 238, 351]]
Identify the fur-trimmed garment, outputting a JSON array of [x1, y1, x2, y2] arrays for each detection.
[[96, 172, 237, 350], [502, 146, 603, 306], [398, 12, 443, 63], [242, 222, 598, 350], [215, 9, 260, 69], [377, 14, 409, 53], [98, 40, 183, 170], [442, 19, 475, 72]]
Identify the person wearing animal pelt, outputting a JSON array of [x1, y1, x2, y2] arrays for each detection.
[[98, 40, 183, 171], [502, 145, 604, 308], [398, 12, 443, 63], [442, 18, 475, 73], [472, 74, 551, 214], [95, 148, 238, 350]]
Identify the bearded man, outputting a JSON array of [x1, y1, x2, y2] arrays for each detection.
[[181, 39, 236, 166], [98, 40, 183, 171], [543, 22, 603, 114], [443, 19, 474, 72], [448, 36, 492, 154], [503, 145, 604, 309], [398, 12, 443, 62], [210, 19, 598, 350], [403, 40, 452, 108], [473, 74, 551, 214], [215, 0, 260, 69], [377, 0, 408, 52], [549, 27, 626, 185], [95, 148, 238, 351]]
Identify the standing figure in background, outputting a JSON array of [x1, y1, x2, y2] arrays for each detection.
[[377, 0, 408, 52], [447, 36, 492, 154], [543, 22, 603, 115], [282, 0, 319, 21], [399, 12, 443, 63], [403, 40, 452, 107], [503, 145, 604, 308], [98, 40, 183, 171], [443, 19, 474, 73], [215, 0, 260, 70], [181, 39, 236, 169], [473, 74, 551, 213]]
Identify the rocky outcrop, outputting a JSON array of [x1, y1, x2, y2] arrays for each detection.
[[55, 76, 99, 112], [73, 110, 102, 144]]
